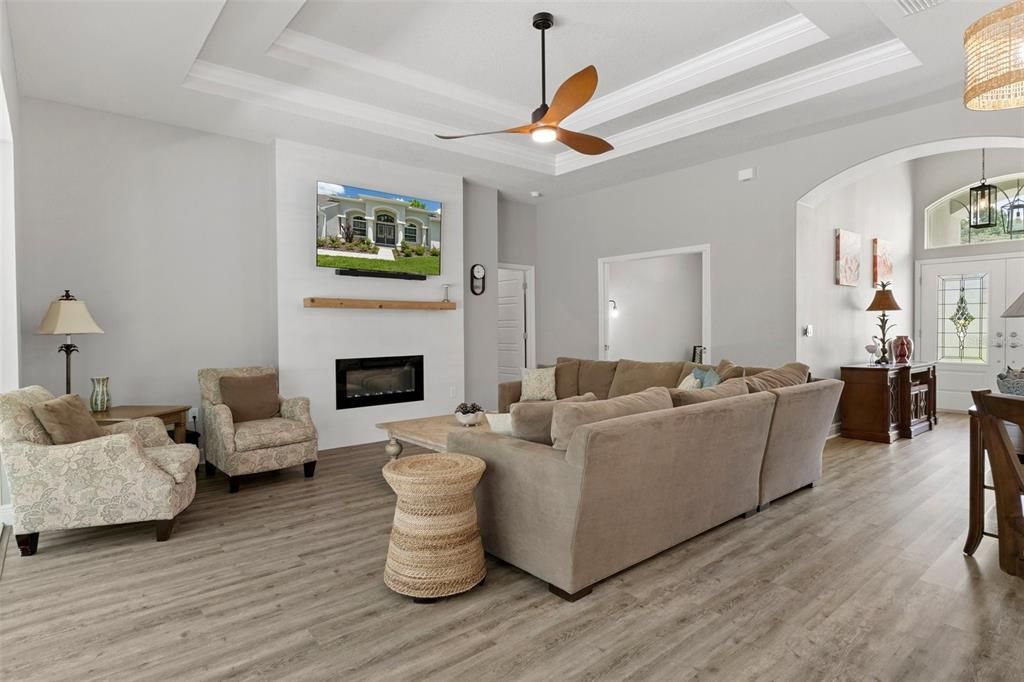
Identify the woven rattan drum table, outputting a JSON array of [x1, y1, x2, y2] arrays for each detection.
[[382, 452, 487, 603]]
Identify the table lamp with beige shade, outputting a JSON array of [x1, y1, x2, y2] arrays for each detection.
[[37, 290, 104, 395], [866, 282, 902, 365]]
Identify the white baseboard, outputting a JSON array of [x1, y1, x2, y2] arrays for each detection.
[[826, 421, 842, 439], [0, 504, 12, 525]]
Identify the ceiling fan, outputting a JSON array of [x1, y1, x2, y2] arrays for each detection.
[[434, 12, 613, 156]]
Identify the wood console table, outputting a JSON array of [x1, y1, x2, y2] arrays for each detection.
[[92, 405, 191, 444], [839, 363, 937, 443], [964, 405, 1024, 555]]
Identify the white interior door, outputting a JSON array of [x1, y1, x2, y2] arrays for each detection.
[[497, 268, 526, 383], [1006, 257, 1024, 371], [918, 256, 1022, 410]]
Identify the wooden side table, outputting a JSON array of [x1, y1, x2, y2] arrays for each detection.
[[964, 405, 1024, 555], [92, 405, 191, 444], [382, 453, 486, 603], [839, 363, 937, 443]]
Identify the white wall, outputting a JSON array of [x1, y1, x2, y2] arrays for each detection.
[[607, 252, 702, 361], [497, 196, 536, 266], [532, 97, 1023, 368], [0, 0, 19, 508], [795, 163, 915, 378], [913, 147, 1024, 261], [463, 181, 498, 409], [274, 140, 465, 449], [16, 98, 277, 411], [1, 0, 19, 394]]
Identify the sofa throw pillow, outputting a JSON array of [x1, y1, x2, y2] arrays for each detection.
[[681, 359, 745, 381], [555, 360, 580, 399], [550, 386, 674, 450], [521, 366, 557, 401], [670, 377, 749, 407], [220, 373, 280, 423], [745, 362, 810, 393], [31, 393, 105, 445], [485, 412, 514, 435], [607, 359, 687, 398], [692, 367, 722, 388], [678, 373, 701, 390], [558, 357, 619, 399], [511, 393, 597, 445]]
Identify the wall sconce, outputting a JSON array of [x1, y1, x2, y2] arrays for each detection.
[[608, 299, 619, 318]]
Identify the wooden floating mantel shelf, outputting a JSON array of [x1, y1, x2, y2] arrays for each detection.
[[304, 297, 457, 311]]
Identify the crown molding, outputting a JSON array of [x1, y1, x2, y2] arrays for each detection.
[[268, 28, 525, 124], [555, 39, 922, 175], [183, 60, 554, 174], [561, 14, 828, 131]]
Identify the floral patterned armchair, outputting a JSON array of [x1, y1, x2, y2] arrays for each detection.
[[197, 367, 317, 493], [0, 386, 199, 556]]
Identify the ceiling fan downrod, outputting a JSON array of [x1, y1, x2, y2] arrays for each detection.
[[532, 12, 553, 123]]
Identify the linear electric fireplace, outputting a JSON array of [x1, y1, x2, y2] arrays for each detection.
[[336, 355, 424, 410]]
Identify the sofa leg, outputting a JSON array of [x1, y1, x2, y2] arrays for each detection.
[[155, 518, 176, 542], [15, 533, 39, 556], [742, 508, 759, 518], [304, 461, 317, 478], [757, 501, 771, 513], [228, 477, 240, 494], [549, 584, 592, 602], [204, 461, 216, 476]]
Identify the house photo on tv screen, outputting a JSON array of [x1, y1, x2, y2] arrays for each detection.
[[316, 181, 442, 277]]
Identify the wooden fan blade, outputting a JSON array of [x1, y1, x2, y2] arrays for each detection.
[[435, 124, 532, 140], [540, 65, 598, 125], [556, 128, 613, 155]]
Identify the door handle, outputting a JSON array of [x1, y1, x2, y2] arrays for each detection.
[[993, 341, 1004, 348], [1010, 341, 1022, 349]]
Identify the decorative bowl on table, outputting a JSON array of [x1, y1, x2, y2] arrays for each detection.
[[997, 367, 1024, 396], [454, 402, 485, 426]]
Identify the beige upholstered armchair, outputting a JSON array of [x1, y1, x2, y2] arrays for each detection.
[[198, 367, 317, 493], [0, 386, 199, 556]]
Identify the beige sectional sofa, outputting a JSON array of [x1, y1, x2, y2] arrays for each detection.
[[450, 357, 842, 600]]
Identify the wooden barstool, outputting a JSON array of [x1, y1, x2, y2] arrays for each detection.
[[970, 390, 1024, 579]]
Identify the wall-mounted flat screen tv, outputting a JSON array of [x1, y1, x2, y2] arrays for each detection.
[[316, 181, 441, 279]]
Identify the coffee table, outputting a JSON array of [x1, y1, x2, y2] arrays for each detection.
[[375, 414, 491, 458]]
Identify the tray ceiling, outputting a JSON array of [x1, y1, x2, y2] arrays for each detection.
[[6, 0, 1006, 198]]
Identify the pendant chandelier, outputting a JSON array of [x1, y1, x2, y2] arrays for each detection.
[[963, 0, 1024, 111], [1004, 182, 1024, 235], [968, 149, 999, 229]]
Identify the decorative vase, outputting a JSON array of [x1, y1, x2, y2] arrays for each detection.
[[89, 376, 110, 412], [892, 336, 914, 364], [455, 411, 483, 427]]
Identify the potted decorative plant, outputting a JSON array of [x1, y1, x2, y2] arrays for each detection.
[[454, 402, 485, 426]]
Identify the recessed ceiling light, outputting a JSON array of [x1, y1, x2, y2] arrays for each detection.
[[530, 191, 543, 198]]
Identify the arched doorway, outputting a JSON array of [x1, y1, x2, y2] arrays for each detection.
[[795, 136, 1024, 407]]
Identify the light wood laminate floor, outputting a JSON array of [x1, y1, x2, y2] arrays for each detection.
[[1, 414, 1022, 681]]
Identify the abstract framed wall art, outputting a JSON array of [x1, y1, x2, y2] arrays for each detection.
[[834, 229, 861, 287], [872, 238, 893, 287]]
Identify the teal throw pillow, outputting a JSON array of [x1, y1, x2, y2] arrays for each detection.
[[691, 368, 722, 388]]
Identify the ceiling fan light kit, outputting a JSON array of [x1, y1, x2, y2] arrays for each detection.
[[531, 126, 557, 143], [434, 11, 613, 156]]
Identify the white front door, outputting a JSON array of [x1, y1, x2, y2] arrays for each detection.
[[918, 256, 1023, 410], [497, 268, 526, 384]]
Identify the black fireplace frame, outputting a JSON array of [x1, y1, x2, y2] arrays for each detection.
[[335, 355, 424, 410]]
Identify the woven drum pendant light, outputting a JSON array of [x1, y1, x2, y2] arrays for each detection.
[[963, 0, 1024, 110]]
